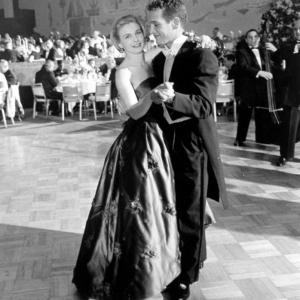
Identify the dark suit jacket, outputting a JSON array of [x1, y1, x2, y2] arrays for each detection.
[[4, 69, 18, 86], [35, 65, 58, 98], [285, 52, 300, 107], [274, 43, 300, 107], [41, 48, 57, 61], [236, 41, 268, 106], [152, 40, 228, 208]]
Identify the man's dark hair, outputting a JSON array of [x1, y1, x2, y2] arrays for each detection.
[[146, 0, 187, 24], [224, 53, 235, 61], [245, 28, 259, 38]]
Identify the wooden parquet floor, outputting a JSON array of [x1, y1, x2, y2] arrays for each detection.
[[0, 114, 300, 300]]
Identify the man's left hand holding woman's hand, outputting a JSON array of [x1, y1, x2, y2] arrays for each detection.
[[151, 82, 175, 105]]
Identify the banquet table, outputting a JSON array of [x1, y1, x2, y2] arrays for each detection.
[[56, 76, 109, 112], [56, 76, 98, 95], [10, 58, 109, 108]]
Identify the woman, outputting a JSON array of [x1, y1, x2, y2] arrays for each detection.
[[72, 15, 180, 300]]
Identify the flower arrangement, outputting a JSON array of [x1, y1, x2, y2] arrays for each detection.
[[260, 0, 300, 46], [184, 31, 225, 58]]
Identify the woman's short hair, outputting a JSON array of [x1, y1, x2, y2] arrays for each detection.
[[110, 14, 145, 50], [146, 0, 187, 25]]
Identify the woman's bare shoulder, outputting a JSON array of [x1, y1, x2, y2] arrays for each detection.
[[116, 64, 132, 81]]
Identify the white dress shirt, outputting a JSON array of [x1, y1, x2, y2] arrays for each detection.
[[162, 34, 190, 124], [0, 73, 8, 92], [293, 43, 300, 54], [251, 48, 262, 69], [163, 34, 188, 82]]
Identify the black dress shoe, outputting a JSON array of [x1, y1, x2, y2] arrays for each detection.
[[163, 278, 190, 300], [234, 140, 246, 147], [276, 156, 287, 166]]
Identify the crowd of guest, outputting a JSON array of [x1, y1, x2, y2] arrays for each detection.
[[0, 23, 300, 166], [0, 30, 124, 63], [0, 30, 126, 118]]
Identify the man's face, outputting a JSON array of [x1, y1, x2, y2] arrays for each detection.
[[147, 9, 175, 47], [294, 20, 300, 41], [246, 31, 260, 48]]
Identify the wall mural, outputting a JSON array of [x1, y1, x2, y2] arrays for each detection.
[[15, 0, 273, 37]]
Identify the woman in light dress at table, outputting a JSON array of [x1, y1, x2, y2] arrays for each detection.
[[72, 15, 180, 300]]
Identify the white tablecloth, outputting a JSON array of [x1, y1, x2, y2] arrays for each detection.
[[57, 77, 109, 112], [57, 78, 98, 95]]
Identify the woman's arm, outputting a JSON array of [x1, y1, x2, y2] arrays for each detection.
[[115, 68, 152, 120]]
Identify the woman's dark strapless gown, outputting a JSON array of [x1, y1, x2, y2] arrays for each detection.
[[72, 77, 180, 299]]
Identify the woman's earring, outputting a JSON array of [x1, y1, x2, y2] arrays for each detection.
[[118, 45, 124, 52]]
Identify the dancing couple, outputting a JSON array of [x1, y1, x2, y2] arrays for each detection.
[[72, 1, 228, 299]]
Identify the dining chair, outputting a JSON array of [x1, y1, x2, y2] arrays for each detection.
[[0, 91, 7, 128], [213, 79, 236, 122], [62, 85, 82, 121], [95, 81, 113, 120], [32, 83, 52, 119]]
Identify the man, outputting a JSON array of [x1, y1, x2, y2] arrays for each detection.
[[268, 19, 300, 166], [41, 39, 56, 61], [35, 59, 62, 116], [0, 59, 24, 120], [0, 41, 19, 62], [234, 29, 274, 146], [223, 53, 239, 81], [146, 1, 228, 299], [90, 30, 105, 48]]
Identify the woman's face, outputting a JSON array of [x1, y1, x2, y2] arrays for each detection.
[[118, 22, 144, 54]]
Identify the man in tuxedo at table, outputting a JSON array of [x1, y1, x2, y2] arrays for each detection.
[[35, 59, 62, 116], [146, 1, 228, 299], [267, 19, 300, 166], [234, 29, 274, 146]]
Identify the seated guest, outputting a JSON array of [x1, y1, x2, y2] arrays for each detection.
[[89, 41, 104, 58], [27, 42, 42, 61], [75, 40, 90, 65], [0, 41, 18, 62], [64, 37, 75, 58], [35, 59, 62, 116], [0, 59, 24, 120], [99, 56, 116, 80], [54, 60, 68, 77], [41, 39, 55, 61], [3, 33, 12, 44], [53, 39, 66, 61], [87, 58, 98, 76], [14, 37, 26, 62], [223, 54, 239, 79], [90, 30, 106, 51]]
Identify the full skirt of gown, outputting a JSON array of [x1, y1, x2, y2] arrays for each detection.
[[72, 79, 180, 299]]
